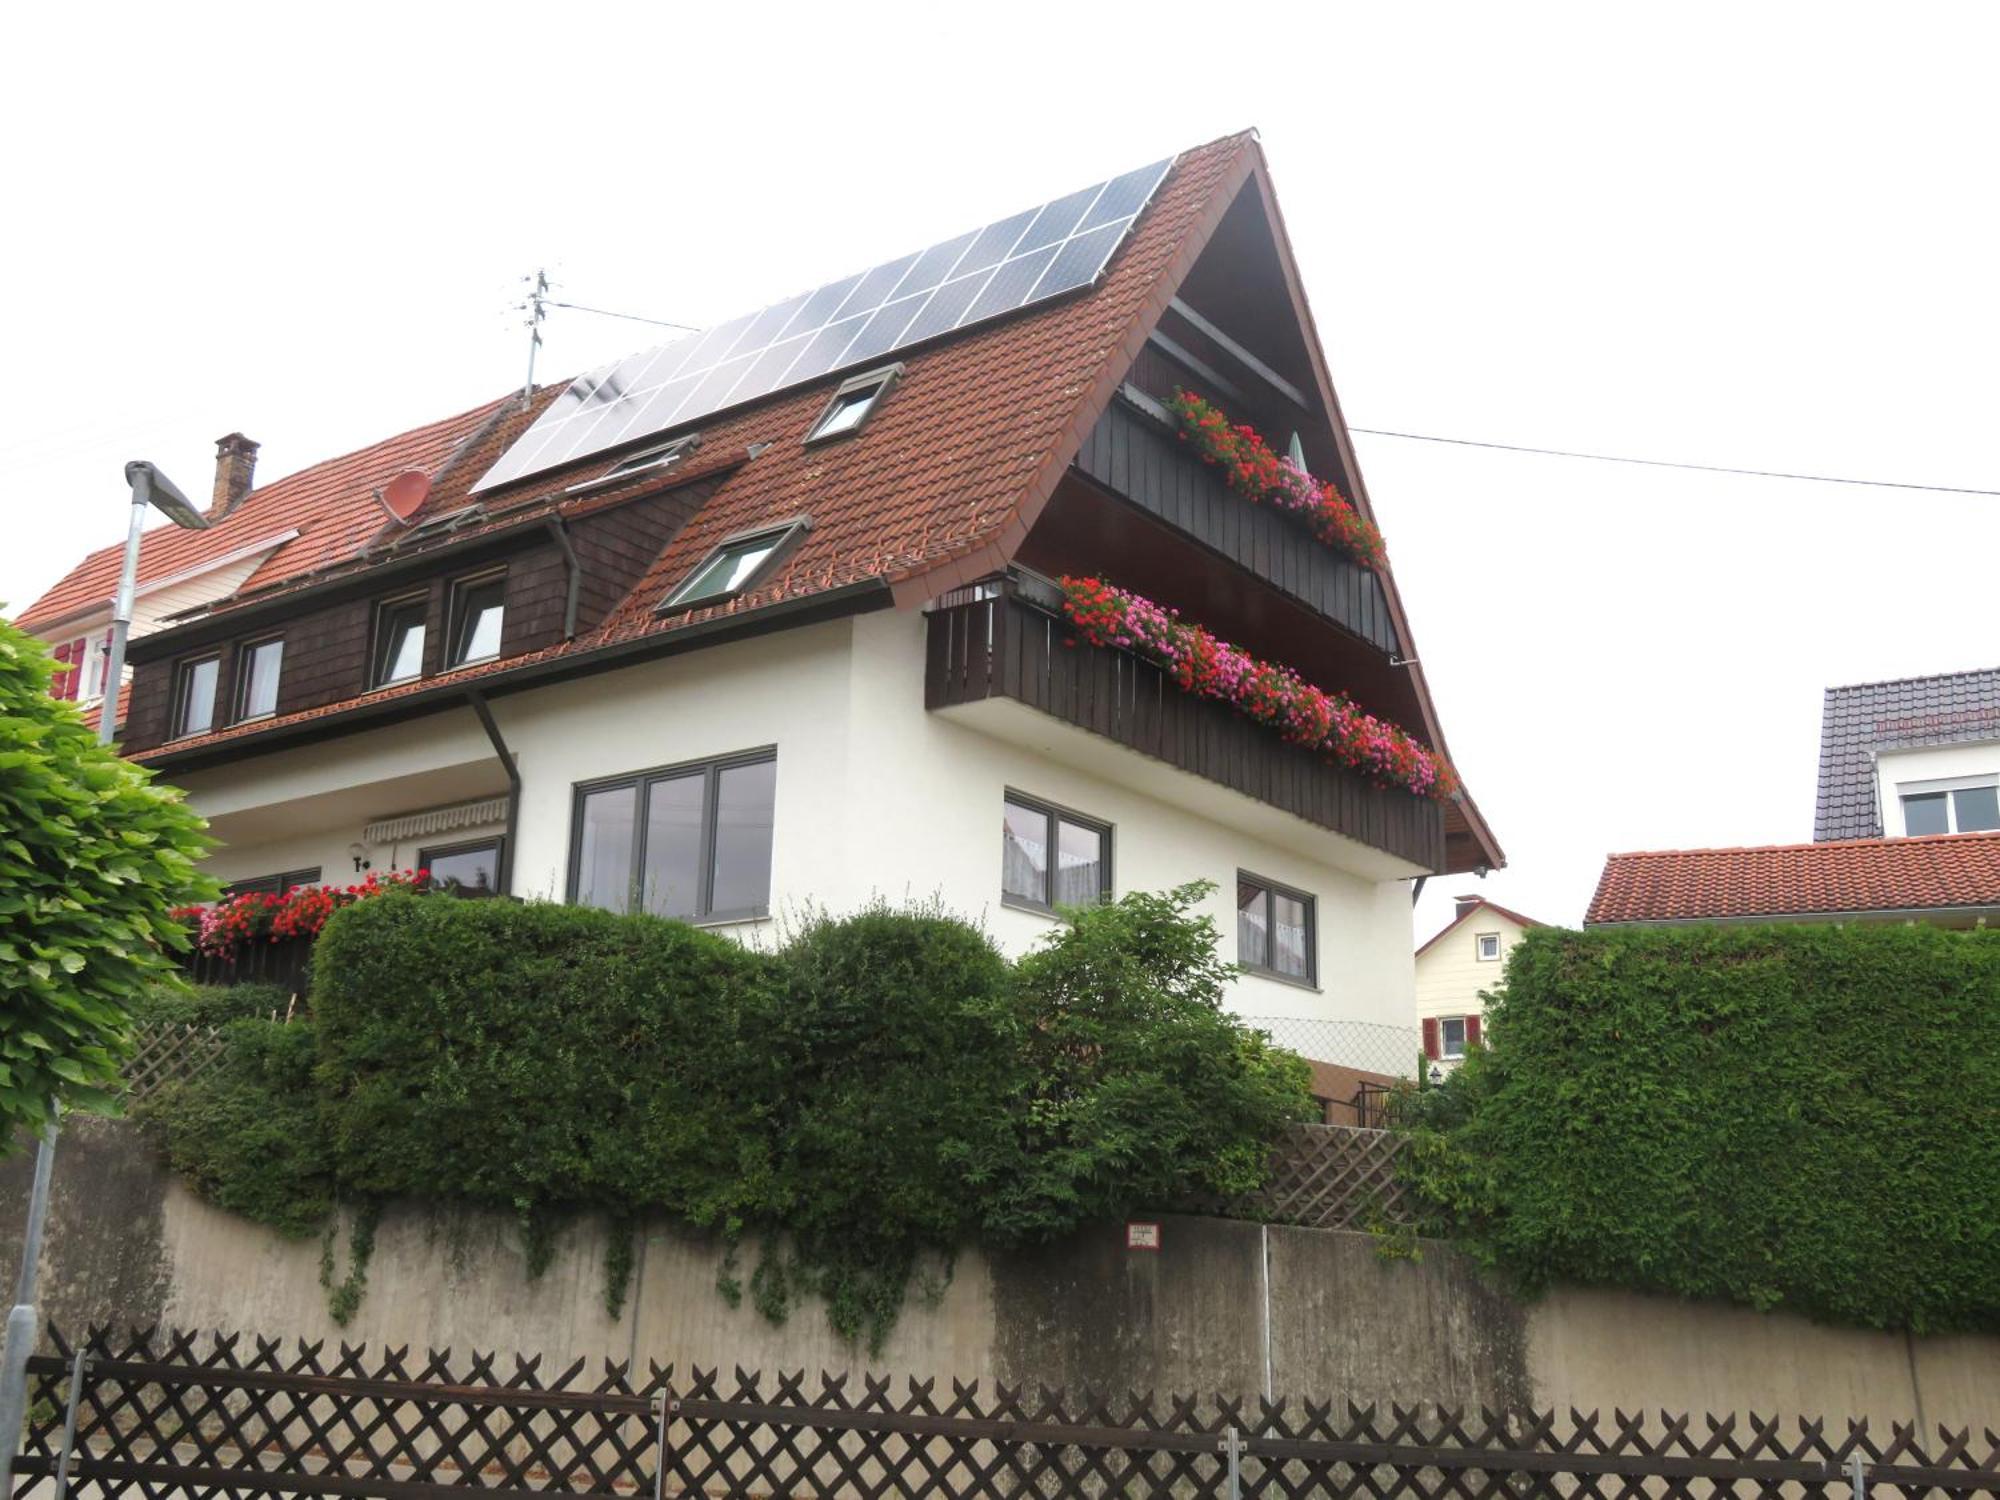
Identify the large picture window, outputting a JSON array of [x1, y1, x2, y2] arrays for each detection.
[[570, 750, 776, 921], [1001, 792, 1111, 912], [1237, 872, 1316, 985], [419, 838, 503, 896]]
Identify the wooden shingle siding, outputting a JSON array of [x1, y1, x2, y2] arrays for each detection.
[[566, 479, 716, 632], [1073, 395, 1400, 655], [927, 591, 1444, 872]]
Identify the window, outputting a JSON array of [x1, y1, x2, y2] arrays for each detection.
[[657, 519, 809, 614], [372, 595, 428, 686], [419, 838, 503, 896], [235, 638, 284, 720], [172, 654, 221, 738], [567, 434, 703, 494], [1237, 872, 1315, 984], [806, 364, 902, 443], [225, 867, 322, 898], [1902, 784, 2000, 836], [1440, 1016, 1469, 1059], [1476, 931, 1501, 961], [447, 572, 506, 667], [1001, 793, 1111, 912], [570, 750, 776, 921], [49, 633, 108, 703]]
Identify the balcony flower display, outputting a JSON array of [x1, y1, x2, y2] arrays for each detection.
[[1166, 389, 1386, 570], [174, 868, 432, 959], [1058, 575, 1456, 801]]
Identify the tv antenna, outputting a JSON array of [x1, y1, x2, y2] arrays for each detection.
[[520, 269, 550, 399]]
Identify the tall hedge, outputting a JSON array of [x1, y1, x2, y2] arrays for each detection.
[[166, 883, 1311, 1345], [1403, 923, 2000, 1332]]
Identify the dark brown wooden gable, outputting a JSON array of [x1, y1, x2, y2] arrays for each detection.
[[565, 478, 719, 632]]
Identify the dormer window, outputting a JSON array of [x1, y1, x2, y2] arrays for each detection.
[[1902, 781, 2000, 836], [372, 594, 428, 686], [447, 571, 506, 667], [657, 519, 810, 615], [805, 365, 902, 444], [235, 637, 284, 721], [172, 654, 220, 738], [566, 434, 703, 495]]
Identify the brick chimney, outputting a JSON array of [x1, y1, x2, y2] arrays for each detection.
[[1454, 894, 1484, 921], [210, 433, 260, 518]]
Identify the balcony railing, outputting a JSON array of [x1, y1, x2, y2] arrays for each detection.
[[925, 580, 1445, 871]]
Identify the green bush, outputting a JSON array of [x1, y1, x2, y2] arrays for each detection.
[[134, 982, 292, 1028], [1401, 923, 2000, 1333], [0, 614, 214, 1142], [149, 1019, 332, 1236], [157, 884, 1314, 1344]]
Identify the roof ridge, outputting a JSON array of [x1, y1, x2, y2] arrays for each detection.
[[1605, 828, 2000, 860], [1824, 663, 2000, 695]]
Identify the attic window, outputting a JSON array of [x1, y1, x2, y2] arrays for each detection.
[[656, 519, 810, 616], [565, 434, 703, 495], [805, 364, 902, 444]]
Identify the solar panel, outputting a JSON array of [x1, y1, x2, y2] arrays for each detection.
[[472, 156, 1175, 493]]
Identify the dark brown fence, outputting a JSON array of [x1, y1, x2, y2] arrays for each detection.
[[16, 1326, 2000, 1500], [181, 932, 315, 994]]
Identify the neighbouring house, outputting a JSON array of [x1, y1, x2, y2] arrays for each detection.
[[23, 132, 1504, 1076], [1413, 894, 1543, 1068], [1588, 666, 2000, 928]]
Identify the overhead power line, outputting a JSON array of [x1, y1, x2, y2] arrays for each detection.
[[1347, 427, 2000, 498], [544, 300, 700, 333]]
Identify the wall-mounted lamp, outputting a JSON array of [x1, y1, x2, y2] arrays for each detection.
[[347, 842, 372, 874]]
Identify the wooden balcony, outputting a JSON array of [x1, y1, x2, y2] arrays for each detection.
[[924, 584, 1446, 873], [1072, 390, 1400, 656]]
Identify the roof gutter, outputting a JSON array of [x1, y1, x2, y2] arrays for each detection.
[[137, 578, 894, 772], [464, 690, 519, 897], [544, 517, 582, 639]]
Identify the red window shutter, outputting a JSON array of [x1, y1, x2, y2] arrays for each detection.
[[1422, 1016, 1440, 1061], [1466, 1014, 1483, 1048], [49, 640, 77, 700]]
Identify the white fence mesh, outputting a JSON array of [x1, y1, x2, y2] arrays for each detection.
[[1241, 1015, 1422, 1080]]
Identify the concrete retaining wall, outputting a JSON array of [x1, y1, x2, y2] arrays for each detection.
[[3, 1120, 1994, 1430]]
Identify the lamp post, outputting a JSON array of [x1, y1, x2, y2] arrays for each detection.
[[0, 463, 210, 1498]]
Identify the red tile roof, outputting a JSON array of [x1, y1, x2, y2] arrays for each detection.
[[1585, 832, 2000, 925], [15, 392, 539, 631]]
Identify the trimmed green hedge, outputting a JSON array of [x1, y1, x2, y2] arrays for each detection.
[[1402, 923, 2000, 1332], [156, 884, 1312, 1345]]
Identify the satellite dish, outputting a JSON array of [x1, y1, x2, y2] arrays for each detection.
[[377, 470, 432, 525]]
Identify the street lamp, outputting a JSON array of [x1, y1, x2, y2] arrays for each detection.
[[0, 463, 213, 1499], [97, 461, 211, 746]]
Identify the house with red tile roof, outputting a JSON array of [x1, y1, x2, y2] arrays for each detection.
[[20, 132, 1504, 1059], [1588, 667, 2000, 928]]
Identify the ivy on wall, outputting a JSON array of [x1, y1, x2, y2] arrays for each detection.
[[145, 885, 1313, 1349], [1398, 923, 2000, 1333]]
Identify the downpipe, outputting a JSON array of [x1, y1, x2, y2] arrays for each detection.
[[0, 1114, 59, 1499]]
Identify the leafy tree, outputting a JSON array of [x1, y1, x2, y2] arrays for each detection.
[[0, 616, 213, 1144], [984, 882, 1317, 1240]]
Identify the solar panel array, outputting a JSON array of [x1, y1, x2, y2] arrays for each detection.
[[472, 157, 1175, 493]]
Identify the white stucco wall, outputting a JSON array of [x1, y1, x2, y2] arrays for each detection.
[[1875, 741, 2000, 836], [178, 609, 1420, 1030]]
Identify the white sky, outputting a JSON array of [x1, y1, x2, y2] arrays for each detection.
[[4, 2, 1995, 940]]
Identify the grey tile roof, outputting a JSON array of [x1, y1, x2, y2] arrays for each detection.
[[1814, 667, 2000, 841]]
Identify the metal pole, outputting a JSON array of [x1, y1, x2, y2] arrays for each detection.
[[51, 1346, 88, 1500], [96, 486, 149, 747], [0, 1113, 59, 1500], [1224, 1425, 1242, 1500], [650, 1394, 673, 1500], [1847, 1450, 1867, 1500]]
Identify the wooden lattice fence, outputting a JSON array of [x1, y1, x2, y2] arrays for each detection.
[[121, 1023, 230, 1102], [18, 1326, 1998, 1500], [1240, 1122, 1414, 1229]]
